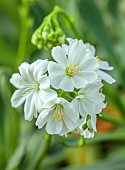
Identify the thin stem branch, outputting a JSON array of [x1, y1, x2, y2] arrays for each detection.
[[16, 2, 30, 70], [54, 6, 81, 39]]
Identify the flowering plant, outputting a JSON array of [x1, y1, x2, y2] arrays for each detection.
[[10, 38, 115, 138]]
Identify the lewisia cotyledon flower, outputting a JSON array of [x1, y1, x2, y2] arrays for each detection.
[[10, 59, 57, 121], [36, 97, 79, 136], [72, 81, 106, 119], [48, 39, 99, 92]]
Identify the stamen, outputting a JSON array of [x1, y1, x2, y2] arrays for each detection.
[[29, 85, 32, 88], [52, 104, 64, 121], [96, 56, 100, 62], [66, 63, 81, 76], [19, 80, 22, 84]]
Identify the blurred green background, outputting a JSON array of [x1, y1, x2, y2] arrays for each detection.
[[0, 0, 125, 169]]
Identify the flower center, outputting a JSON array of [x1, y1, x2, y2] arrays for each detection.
[[52, 104, 64, 121], [66, 64, 81, 76]]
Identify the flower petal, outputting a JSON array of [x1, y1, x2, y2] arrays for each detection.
[[10, 90, 26, 108], [68, 40, 84, 63], [10, 73, 27, 89], [46, 117, 63, 134], [80, 57, 99, 71], [39, 89, 57, 102], [36, 109, 50, 128], [34, 92, 44, 113], [18, 62, 30, 81], [51, 46, 68, 67], [60, 77, 74, 92], [33, 59, 48, 80], [99, 61, 113, 70], [97, 70, 115, 84], [24, 93, 37, 121], [39, 75, 50, 89], [79, 71, 97, 84], [48, 61, 65, 76], [71, 75, 88, 89]]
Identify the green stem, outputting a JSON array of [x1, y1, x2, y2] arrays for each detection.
[[35, 134, 52, 169], [54, 6, 81, 39], [63, 93, 73, 100], [16, 2, 30, 69]]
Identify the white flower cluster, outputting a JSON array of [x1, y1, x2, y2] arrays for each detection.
[[10, 38, 115, 138]]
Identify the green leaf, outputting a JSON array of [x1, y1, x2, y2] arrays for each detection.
[[86, 128, 125, 144], [78, 0, 119, 68]]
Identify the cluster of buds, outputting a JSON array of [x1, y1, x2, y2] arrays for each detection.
[[31, 10, 66, 49]]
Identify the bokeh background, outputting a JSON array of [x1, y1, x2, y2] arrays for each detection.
[[0, 0, 125, 169]]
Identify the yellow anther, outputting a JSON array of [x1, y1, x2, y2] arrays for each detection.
[[96, 56, 100, 62], [19, 80, 23, 84], [99, 88, 103, 92], [23, 92, 26, 94], [20, 92, 23, 95], [69, 64, 72, 67], [29, 85, 32, 88], [74, 63, 77, 66]]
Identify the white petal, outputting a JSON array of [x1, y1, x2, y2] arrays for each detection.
[[91, 115, 97, 132], [68, 39, 86, 64], [85, 43, 95, 55], [10, 73, 27, 89], [18, 62, 30, 81], [96, 102, 106, 113], [49, 75, 65, 89], [59, 122, 70, 136], [51, 46, 68, 67], [60, 77, 74, 92], [39, 75, 50, 89], [39, 88, 57, 102], [83, 99, 96, 114], [46, 117, 63, 134], [99, 61, 113, 70], [97, 70, 115, 84], [72, 98, 79, 112], [33, 59, 48, 80], [24, 93, 37, 121], [64, 107, 79, 122], [10, 90, 26, 108], [71, 75, 88, 89], [86, 93, 105, 104], [36, 109, 50, 128], [79, 71, 97, 84], [80, 57, 99, 71], [78, 99, 87, 118], [79, 81, 103, 94], [62, 44, 68, 54], [48, 61, 65, 76], [34, 92, 44, 113]]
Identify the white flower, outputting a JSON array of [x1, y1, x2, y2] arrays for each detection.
[[97, 60, 116, 84], [36, 97, 79, 136], [72, 81, 106, 118], [10, 59, 57, 121], [48, 39, 99, 92], [78, 115, 97, 138]]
